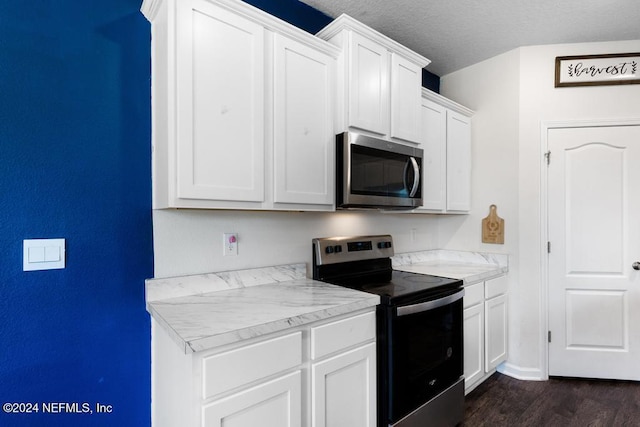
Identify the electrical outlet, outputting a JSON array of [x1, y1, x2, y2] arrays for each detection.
[[223, 233, 238, 256]]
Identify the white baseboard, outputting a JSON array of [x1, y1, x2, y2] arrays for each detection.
[[497, 362, 545, 381]]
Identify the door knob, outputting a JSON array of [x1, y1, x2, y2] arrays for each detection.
[[633, 262, 640, 271]]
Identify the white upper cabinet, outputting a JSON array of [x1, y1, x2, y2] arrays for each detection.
[[273, 34, 335, 207], [445, 110, 472, 211], [416, 89, 473, 213], [317, 15, 430, 145], [176, 0, 265, 204], [347, 32, 389, 135], [390, 53, 422, 143], [143, 0, 338, 210], [419, 98, 447, 210]]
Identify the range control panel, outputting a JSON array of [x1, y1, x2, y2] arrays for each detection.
[[313, 235, 394, 265]]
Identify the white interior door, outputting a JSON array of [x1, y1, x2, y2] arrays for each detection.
[[548, 124, 640, 380]]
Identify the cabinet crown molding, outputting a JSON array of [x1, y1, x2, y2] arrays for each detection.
[[422, 88, 474, 117], [141, 0, 340, 58], [317, 14, 430, 68], [141, 0, 163, 21]]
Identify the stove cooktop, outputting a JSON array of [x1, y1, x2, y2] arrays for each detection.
[[312, 235, 463, 306], [330, 270, 462, 306]]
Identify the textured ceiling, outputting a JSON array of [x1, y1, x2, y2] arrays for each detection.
[[298, 0, 640, 76]]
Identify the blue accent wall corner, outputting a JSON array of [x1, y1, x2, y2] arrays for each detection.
[[0, 1, 153, 425]]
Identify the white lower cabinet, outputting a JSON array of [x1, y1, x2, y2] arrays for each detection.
[[485, 293, 508, 371], [203, 371, 302, 427], [463, 287, 484, 388], [463, 275, 508, 393], [151, 309, 376, 427], [312, 344, 376, 427]]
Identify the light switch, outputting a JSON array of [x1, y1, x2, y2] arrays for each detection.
[[28, 246, 46, 263], [45, 245, 61, 262], [23, 239, 66, 271]]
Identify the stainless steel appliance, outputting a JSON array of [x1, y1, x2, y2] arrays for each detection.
[[312, 235, 464, 427], [336, 132, 423, 210]]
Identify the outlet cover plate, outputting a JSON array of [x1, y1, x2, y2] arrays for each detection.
[[223, 233, 238, 256]]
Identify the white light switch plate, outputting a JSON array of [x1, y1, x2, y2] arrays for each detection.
[[23, 238, 66, 271]]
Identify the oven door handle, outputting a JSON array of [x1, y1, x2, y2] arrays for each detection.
[[396, 288, 465, 316]]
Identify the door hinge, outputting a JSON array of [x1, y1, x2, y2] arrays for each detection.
[[545, 151, 551, 165], [548, 331, 552, 343], [547, 241, 551, 253]]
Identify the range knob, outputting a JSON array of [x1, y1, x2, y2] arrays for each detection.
[[325, 246, 334, 254], [378, 241, 392, 249], [334, 245, 343, 253]]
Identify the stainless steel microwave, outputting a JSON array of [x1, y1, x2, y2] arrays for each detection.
[[336, 132, 423, 209]]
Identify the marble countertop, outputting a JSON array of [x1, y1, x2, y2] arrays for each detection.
[[392, 249, 508, 284], [147, 251, 507, 354], [146, 265, 379, 354]]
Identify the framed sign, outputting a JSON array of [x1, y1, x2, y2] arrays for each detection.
[[555, 53, 640, 87]]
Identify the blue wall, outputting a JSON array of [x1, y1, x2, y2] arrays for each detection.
[[0, 1, 438, 426], [0, 1, 152, 426]]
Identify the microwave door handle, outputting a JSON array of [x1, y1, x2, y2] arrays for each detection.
[[408, 157, 420, 197], [396, 288, 465, 316]]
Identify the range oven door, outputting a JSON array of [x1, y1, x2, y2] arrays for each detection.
[[378, 288, 464, 425]]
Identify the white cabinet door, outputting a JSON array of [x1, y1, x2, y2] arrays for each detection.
[[418, 98, 447, 211], [347, 32, 389, 136], [390, 53, 422, 143], [176, 0, 265, 202], [273, 34, 334, 207], [445, 111, 471, 211], [312, 343, 376, 427], [485, 293, 508, 371], [203, 371, 301, 427], [415, 92, 472, 214], [463, 302, 484, 389]]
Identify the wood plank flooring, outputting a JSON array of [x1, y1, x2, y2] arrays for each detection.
[[462, 373, 640, 426]]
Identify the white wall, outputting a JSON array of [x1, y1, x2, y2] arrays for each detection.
[[441, 39, 640, 378], [153, 209, 441, 278], [440, 48, 524, 374]]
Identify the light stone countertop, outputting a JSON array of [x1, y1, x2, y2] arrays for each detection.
[[146, 265, 379, 354], [147, 250, 507, 354], [392, 249, 509, 284]]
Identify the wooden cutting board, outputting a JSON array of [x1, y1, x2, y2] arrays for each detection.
[[482, 204, 504, 244]]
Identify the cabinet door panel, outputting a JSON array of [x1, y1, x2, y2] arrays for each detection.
[[312, 343, 376, 427], [390, 53, 421, 143], [463, 303, 484, 389], [348, 33, 389, 136], [177, 0, 264, 202], [445, 111, 471, 211], [419, 98, 447, 211], [273, 34, 334, 206], [485, 294, 508, 371], [203, 371, 301, 427]]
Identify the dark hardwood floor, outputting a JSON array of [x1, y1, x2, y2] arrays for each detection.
[[462, 373, 640, 426]]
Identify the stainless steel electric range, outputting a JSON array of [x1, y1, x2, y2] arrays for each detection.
[[312, 235, 465, 427]]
